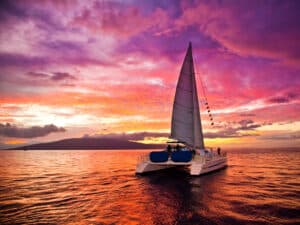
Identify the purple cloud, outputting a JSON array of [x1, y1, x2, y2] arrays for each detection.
[[42, 40, 85, 54], [26, 71, 49, 79], [0, 0, 299, 148], [240, 113, 256, 117], [71, 0, 169, 38], [26, 71, 76, 82], [204, 130, 258, 139], [0, 52, 111, 69], [267, 92, 299, 104], [204, 120, 262, 139], [0, 53, 48, 67], [0, 0, 27, 22], [0, 123, 66, 138], [176, 0, 300, 65], [51, 72, 76, 81]]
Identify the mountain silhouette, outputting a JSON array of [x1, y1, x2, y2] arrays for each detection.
[[11, 137, 164, 150]]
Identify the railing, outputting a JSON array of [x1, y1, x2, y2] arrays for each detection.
[[193, 155, 206, 164], [208, 151, 227, 158], [193, 150, 227, 163]]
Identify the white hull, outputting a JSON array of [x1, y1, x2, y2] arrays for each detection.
[[136, 161, 176, 174], [136, 154, 227, 176], [190, 155, 227, 175]]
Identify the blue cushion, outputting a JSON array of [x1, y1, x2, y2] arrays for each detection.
[[150, 151, 169, 162], [171, 151, 192, 162]]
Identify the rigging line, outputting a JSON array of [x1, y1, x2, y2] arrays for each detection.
[[193, 55, 216, 126], [193, 57, 208, 104]]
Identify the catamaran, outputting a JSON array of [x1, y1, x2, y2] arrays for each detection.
[[136, 42, 227, 176]]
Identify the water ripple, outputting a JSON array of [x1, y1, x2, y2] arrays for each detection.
[[0, 149, 299, 225]]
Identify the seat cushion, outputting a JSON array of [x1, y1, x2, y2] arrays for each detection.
[[150, 151, 169, 162], [171, 151, 192, 162]]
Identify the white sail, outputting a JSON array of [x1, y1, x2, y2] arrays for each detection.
[[170, 42, 204, 148]]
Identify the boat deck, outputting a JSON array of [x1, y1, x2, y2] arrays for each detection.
[[138, 152, 226, 166], [136, 154, 227, 175], [147, 160, 193, 166]]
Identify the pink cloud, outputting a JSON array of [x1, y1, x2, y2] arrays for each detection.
[[176, 1, 300, 65], [0, 1, 299, 147], [71, 2, 169, 38]]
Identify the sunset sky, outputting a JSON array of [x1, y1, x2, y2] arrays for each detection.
[[0, 0, 299, 149]]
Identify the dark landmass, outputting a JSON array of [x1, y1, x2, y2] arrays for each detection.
[[10, 137, 164, 150]]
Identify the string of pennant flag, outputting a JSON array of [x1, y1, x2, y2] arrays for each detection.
[[194, 57, 214, 126]]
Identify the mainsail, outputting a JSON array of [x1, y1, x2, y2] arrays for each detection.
[[170, 42, 205, 149]]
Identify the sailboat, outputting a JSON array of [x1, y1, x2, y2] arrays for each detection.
[[136, 42, 227, 176]]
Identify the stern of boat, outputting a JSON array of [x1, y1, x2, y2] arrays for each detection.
[[190, 155, 205, 175], [135, 153, 175, 174], [190, 153, 228, 176]]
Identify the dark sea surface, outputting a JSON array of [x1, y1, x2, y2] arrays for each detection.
[[0, 149, 299, 225]]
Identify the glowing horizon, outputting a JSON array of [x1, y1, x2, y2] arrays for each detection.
[[0, 0, 299, 149]]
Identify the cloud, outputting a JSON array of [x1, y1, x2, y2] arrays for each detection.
[[176, 1, 300, 65], [238, 119, 261, 130], [0, 0, 27, 22], [51, 72, 76, 81], [86, 122, 262, 141], [0, 52, 111, 69], [204, 120, 261, 139], [238, 119, 254, 127], [0, 123, 66, 138], [240, 113, 256, 117], [268, 97, 289, 104], [26, 71, 76, 82], [267, 92, 299, 104], [0, 53, 48, 67], [86, 131, 169, 141], [204, 130, 258, 139], [259, 132, 300, 140], [71, 1, 169, 38], [0, 2, 115, 69], [26, 71, 49, 79], [0, 0, 299, 148], [0, 0, 66, 30]]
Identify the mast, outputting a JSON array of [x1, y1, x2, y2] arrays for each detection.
[[170, 42, 205, 149]]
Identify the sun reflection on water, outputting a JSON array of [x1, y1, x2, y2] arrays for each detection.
[[0, 149, 299, 225]]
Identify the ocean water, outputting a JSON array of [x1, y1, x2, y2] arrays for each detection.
[[0, 149, 299, 225]]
